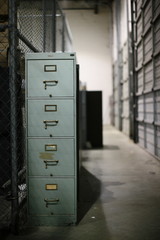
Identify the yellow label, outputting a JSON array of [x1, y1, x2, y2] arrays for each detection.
[[45, 184, 58, 190], [39, 152, 54, 160]]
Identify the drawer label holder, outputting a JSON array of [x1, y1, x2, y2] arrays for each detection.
[[44, 65, 57, 72], [45, 144, 57, 151], [45, 105, 57, 112]]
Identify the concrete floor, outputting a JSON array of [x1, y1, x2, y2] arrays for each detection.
[[1, 125, 160, 240]]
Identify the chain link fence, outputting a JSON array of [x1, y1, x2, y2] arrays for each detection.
[[17, 0, 73, 53], [0, 0, 73, 233], [0, 0, 11, 230]]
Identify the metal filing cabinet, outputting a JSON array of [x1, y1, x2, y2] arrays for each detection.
[[25, 52, 77, 226]]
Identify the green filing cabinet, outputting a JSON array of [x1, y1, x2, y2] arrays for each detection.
[[25, 52, 77, 226]]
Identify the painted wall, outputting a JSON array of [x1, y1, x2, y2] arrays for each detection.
[[64, 6, 113, 124]]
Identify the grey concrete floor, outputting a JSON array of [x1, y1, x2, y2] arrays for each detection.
[[1, 125, 160, 240]]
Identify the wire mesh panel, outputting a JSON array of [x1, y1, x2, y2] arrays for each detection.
[[136, 41, 142, 68], [0, 0, 8, 67], [137, 95, 144, 121], [144, 61, 152, 92], [113, 61, 120, 129], [136, 68, 143, 94], [0, 0, 12, 229], [144, 92, 154, 123], [143, 29, 152, 63], [136, 14, 142, 43], [154, 54, 160, 89], [155, 91, 160, 124], [138, 122, 145, 148], [155, 126, 160, 157], [121, 42, 130, 136], [56, 6, 64, 51], [0, 0, 73, 233], [0, 0, 27, 233], [18, 0, 44, 53], [143, 0, 152, 33], [17, 0, 73, 53], [63, 18, 73, 52], [146, 123, 154, 154]]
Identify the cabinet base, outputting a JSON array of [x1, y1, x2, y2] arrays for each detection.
[[27, 215, 77, 226]]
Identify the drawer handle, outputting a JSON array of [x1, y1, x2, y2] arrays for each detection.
[[43, 120, 59, 129], [43, 80, 58, 90], [44, 160, 59, 169], [44, 198, 59, 208]]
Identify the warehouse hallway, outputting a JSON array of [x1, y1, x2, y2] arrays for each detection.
[[2, 125, 160, 240]]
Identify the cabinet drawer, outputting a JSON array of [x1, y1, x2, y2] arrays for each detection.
[[28, 178, 75, 216], [28, 138, 75, 176], [27, 60, 74, 97], [27, 99, 75, 137]]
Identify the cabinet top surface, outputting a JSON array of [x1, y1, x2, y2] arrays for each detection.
[[26, 52, 76, 60]]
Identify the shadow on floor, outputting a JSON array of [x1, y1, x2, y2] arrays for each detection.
[[82, 145, 120, 151], [77, 166, 101, 223], [0, 166, 111, 240], [102, 145, 120, 150]]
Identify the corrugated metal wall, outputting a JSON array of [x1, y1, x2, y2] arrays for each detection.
[[113, 0, 160, 159], [132, 0, 160, 158], [113, 44, 131, 135], [121, 41, 130, 135], [113, 60, 120, 129], [112, 0, 131, 136]]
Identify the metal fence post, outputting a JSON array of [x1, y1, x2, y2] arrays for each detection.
[[52, 0, 56, 52], [8, 0, 19, 233], [94, 0, 99, 14], [115, 0, 122, 131], [130, 0, 138, 143], [62, 14, 65, 52], [43, 0, 46, 52]]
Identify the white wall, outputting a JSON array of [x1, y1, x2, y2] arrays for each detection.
[[64, 7, 113, 124]]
